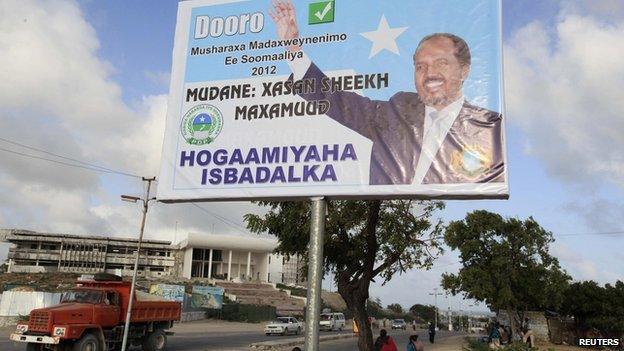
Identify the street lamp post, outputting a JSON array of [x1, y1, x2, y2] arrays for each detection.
[[120, 177, 156, 351], [429, 288, 442, 330]]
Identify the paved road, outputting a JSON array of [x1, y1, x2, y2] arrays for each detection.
[[319, 329, 460, 351], [0, 321, 349, 351]]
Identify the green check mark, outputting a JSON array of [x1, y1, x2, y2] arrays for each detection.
[[315, 1, 332, 20], [308, 1, 334, 24]]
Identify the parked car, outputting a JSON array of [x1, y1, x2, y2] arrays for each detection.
[[264, 317, 303, 336], [320, 312, 346, 331], [391, 319, 407, 330]]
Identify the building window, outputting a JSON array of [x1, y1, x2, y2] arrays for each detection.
[[212, 250, 222, 262], [192, 248, 204, 260]]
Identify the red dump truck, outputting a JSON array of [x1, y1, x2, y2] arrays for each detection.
[[10, 274, 181, 351]]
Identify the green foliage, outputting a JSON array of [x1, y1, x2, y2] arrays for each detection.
[[561, 280, 624, 337], [463, 338, 490, 351], [409, 303, 436, 322], [386, 303, 403, 314], [442, 211, 570, 331], [245, 200, 445, 284], [366, 297, 386, 319], [503, 343, 539, 351]]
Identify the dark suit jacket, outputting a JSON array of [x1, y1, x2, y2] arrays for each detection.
[[299, 63, 505, 185]]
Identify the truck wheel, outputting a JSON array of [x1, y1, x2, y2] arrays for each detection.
[[142, 329, 167, 351], [73, 333, 100, 351], [26, 343, 42, 351]]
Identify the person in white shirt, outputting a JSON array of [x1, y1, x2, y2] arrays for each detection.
[[270, 0, 505, 185]]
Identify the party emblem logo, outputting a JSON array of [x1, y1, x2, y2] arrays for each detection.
[[181, 104, 223, 145], [451, 145, 492, 178]]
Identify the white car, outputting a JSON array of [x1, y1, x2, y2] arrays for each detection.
[[264, 317, 304, 336], [320, 312, 346, 331], [391, 319, 407, 330]]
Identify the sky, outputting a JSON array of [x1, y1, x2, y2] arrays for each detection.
[[1, 0, 623, 313]]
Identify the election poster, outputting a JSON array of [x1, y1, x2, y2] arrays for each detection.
[[190, 285, 224, 309], [149, 284, 186, 302], [157, 0, 508, 201]]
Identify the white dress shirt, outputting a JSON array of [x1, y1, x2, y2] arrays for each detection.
[[412, 97, 465, 184], [287, 52, 312, 81]]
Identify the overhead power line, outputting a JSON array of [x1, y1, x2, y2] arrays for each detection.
[[555, 230, 624, 237], [190, 203, 251, 234], [0, 137, 140, 178]]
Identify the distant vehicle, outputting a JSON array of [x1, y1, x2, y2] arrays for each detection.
[[264, 317, 303, 336], [320, 312, 346, 331], [10, 273, 181, 351], [391, 319, 407, 330]]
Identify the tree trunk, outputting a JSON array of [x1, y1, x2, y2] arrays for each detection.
[[353, 300, 374, 351], [506, 307, 520, 341], [338, 275, 373, 351]]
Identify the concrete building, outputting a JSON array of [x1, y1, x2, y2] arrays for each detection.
[[1, 229, 177, 278], [1, 229, 305, 285], [178, 232, 276, 282], [281, 253, 306, 286]]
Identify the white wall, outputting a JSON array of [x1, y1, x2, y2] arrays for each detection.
[[0, 291, 61, 316]]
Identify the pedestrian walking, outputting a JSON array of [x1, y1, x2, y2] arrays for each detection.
[[374, 329, 398, 351], [407, 334, 425, 351], [428, 322, 436, 344], [412, 320, 417, 331]]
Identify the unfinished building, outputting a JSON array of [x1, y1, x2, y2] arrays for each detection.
[[1, 229, 177, 278]]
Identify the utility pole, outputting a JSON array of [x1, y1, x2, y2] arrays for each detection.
[[429, 288, 442, 330], [120, 176, 156, 351], [445, 293, 452, 331]]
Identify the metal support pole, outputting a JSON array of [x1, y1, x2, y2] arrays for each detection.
[[121, 177, 155, 351], [304, 197, 326, 351]]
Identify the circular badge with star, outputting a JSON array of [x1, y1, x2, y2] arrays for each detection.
[[451, 144, 493, 179], [180, 104, 223, 145]]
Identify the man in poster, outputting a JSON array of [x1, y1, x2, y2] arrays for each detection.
[[270, 0, 505, 186]]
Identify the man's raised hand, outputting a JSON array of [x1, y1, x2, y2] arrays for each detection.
[[269, 0, 300, 52]]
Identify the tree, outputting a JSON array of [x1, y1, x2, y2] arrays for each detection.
[[387, 303, 404, 315], [366, 297, 386, 319], [442, 210, 570, 335], [409, 304, 436, 322], [561, 280, 624, 337], [245, 200, 444, 351]]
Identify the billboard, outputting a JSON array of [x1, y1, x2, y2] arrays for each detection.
[[158, 0, 508, 201], [190, 285, 224, 309], [149, 284, 185, 302]]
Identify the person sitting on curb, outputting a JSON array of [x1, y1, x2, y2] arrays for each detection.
[[522, 317, 535, 347], [407, 334, 425, 351], [375, 329, 398, 351], [489, 321, 501, 349]]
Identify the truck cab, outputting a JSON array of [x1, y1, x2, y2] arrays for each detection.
[[10, 274, 181, 351]]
